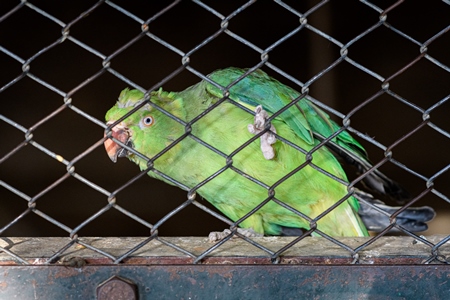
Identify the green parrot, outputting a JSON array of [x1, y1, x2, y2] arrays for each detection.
[[104, 67, 434, 239]]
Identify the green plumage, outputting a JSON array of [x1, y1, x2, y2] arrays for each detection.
[[105, 68, 371, 237]]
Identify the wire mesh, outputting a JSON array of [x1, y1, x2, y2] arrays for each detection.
[[0, 0, 449, 265]]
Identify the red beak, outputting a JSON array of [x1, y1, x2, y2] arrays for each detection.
[[104, 122, 130, 163]]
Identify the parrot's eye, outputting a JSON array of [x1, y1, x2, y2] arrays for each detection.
[[142, 116, 154, 127]]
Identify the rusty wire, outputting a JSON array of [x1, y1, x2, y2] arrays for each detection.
[[0, 0, 449, 265]]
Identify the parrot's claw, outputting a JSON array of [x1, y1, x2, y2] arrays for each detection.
[[208, 229, 231, 242], [248, 105, 277, 160], [208, 228, 263, 242]]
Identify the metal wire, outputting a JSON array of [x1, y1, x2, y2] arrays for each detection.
[[0, 0, 449, 265]]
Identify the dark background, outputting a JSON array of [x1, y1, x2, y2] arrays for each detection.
[[1, 0, 449, 237]]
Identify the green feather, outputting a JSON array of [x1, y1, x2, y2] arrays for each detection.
[[105, 68, 371, 237]]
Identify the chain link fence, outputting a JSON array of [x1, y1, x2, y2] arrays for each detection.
[[1, 0, 449, 266]]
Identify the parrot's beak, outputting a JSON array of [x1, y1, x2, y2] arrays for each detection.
[[104, 121, 132, 163]]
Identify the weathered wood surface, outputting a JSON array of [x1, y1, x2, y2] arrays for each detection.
[[0, 235, 448, 265]]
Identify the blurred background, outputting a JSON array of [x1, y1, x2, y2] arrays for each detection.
[[1, 0, 449, 237]]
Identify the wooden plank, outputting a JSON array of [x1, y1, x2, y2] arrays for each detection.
[[1, 235, 448, 265]]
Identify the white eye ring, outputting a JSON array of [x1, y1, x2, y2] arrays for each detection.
[[142, 116, 154, 127]]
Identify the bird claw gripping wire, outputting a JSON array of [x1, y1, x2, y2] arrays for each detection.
[[247, 105, 277, 160]]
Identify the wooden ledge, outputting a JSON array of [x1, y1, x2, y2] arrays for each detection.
[[1, 235, 449, 265]]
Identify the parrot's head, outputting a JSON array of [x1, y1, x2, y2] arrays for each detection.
[[104, 88, 186, 169]]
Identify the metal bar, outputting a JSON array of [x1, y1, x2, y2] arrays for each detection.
[[0, 265, 449, 299]]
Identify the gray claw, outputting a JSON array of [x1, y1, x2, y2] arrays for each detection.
[[248, 105, 277, 160], [208, 228, 263, 242]]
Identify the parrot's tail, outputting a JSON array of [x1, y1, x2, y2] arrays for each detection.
[[355, 189, 436, 232]]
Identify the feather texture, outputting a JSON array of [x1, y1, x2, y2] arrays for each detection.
[[104, 68, 415, 237]]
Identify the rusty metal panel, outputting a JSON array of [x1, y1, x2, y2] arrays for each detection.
[[1, 265, 449, 299]]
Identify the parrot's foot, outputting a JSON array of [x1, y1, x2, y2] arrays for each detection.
[[248, 105, 277, 160], [208, 228, 263, 242]]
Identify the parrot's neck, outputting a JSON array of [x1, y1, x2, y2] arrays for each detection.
[[175, 81, 215, 121]]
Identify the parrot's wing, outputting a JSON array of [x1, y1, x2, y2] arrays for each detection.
[[207, 68, 367, 152], [207, 67, 315, 144], [320, 136, 410, 201], [206, 67, 409, 202]]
